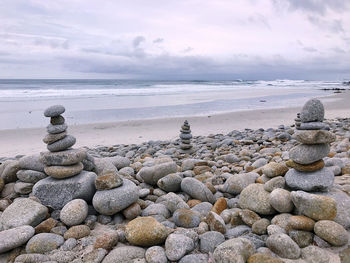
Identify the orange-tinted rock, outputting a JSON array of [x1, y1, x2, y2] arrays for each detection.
[[211, 197, 227, 215], [286, 159, 324, 172], [288, 216, 315, 231], [187, 199, 201, 208], [35, 218, 58, 233], [94, 231, 119, 250]]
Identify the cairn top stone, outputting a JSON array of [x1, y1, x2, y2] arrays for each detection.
[[44, 105, 65, 117], [300, 99, 324, 123]]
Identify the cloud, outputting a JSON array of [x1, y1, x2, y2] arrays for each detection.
[[133, 36, 146, 48], [272, 0, 350, 14], [153, 38, 164, 44]]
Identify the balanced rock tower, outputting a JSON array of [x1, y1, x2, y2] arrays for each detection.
[[33, 105, 96, 210], [40, 105, 85, 179], [286, 99, 336, 192], [179, 120, 194, 153]]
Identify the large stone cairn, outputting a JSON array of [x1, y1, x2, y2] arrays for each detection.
[[179, 120, 194, 153], [286, 99, 336, 192], [40, 105, 86, 179]]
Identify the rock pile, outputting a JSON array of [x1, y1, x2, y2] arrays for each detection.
[[179, 120, 194, 153], [286, 99, 336, 192]]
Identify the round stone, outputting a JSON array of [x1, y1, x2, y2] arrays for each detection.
[[40, 149, 86, 166], [145, 246, 167, 263], [181, 177, 215, 203], [266, 233, 300, 259], [238, 183, 276, 215], [300, 99, 324, 123], [16, 170, 47, 183], [286, 159, 325, 172], [252, 218, 270, 235], [51, 115, 65, 125], [165, 234, 195, 262], [288, 215, 315, 231], [60, 199, 88, 226], [269, 188, 294, 213], [285, 167, 334, 192], [44, 162, 83, 179], [199, 231, 225, 253], [44, 105, 65, 117], [26, 233, 64, 253], [263, 176, 285, 192], [289, 144, 330, 165], [289, 230, 313, 248], [213, 238, 255, 263], [173, 208, 201, 228], [314, 220, 348, 246], [157, 173, 182, 192], [301, 246, 330, 263], [125, 217, 169, 246], [47, 135, 76, 152], [239, 209, 261, 227], [122, 203, 141, 220], [63, 225, 90, 239]]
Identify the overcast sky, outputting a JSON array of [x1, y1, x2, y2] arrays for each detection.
[[0, 0, 349, 80]]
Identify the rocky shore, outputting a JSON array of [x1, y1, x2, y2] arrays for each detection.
[[1, 100, 350, 263]]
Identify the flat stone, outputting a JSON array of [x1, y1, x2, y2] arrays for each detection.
[[293, 130, 336, 144], [137, 161, 177, 185], [0, 198, 48, 229], [289, 144, 330, 165], [180, 133, 192, 140], [125, 217, 169, 246], [40, 148, 86, 166], [14, 181, 34, 194], [26, 233, 64, 253], [199, 231, 225, 253], [286, 159, 325, 172], [266, 233, 300, 259], [0, 225, 35, 253], [101, 246, 145, 263], [173, 208, 201, 228], [165, 234, 194, 261], [95, 171, 123, 190], [239, 184, 276, 215], [300, 98, 324, 123], [314, 220, 348, 246], [181, 177, 215, 203], [299, 122, 330, 130], [285, 167, 334, 192], [291, 191, 337, 221], [213, 237, 255, 263], [47, 135, 76, 152], [60, 199, 88, 226], [47, 123, 68, 134], [19, 154, 45, 172], [223, 172, 259, 195], [288, 215, 315, 231], [44, 162, 83, 179], [92, 179, 139, 215], [262, 162, 289, 178], [14, 254, 51, 263], [43, 131, 67, 145], [16, 170, 47, 183], [32, 170, 96, 209], [44, 105, 65, 117], [263, 176, 285, 192]]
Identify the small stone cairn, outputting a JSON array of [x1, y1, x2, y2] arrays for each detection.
[[286, 99, 336, 192], [40, 105, 86, 179], [179, 120, 194, 153]]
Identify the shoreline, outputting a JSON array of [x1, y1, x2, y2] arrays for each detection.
[[1, 91, 349, 158]]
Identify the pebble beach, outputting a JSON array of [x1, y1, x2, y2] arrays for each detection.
[[0, 92, 350, 262]]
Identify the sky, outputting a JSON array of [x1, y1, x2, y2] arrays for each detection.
[[0, 0, 349, 80]]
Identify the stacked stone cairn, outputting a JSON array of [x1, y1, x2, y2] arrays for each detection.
[[179, 120, 194, 153], [285, 99, 336, 192], [40, 105, 85, 179]]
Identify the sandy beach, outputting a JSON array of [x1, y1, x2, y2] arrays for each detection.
[[1, 91, 349, 158]]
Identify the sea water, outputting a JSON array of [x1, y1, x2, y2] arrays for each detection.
[[0, 79, 341, 129]]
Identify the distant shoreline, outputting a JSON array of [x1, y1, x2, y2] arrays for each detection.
[[0, 91, 349, 158]]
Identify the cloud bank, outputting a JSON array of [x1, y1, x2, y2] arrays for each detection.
[[0, 0, 349, 80]]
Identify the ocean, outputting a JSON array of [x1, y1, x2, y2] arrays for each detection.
[[0, 79, 342, 130]]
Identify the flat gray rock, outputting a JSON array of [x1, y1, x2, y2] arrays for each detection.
[[266, 233, 301, 259], [44, 105, 65, 117], [16, 169, 47, 183], [40, 148, 86, 166], [47, 123, 68, 134], [32, 171, 96, 210], [165, 234, 194, 261], [101, 246, 145, 263], [300, 99, 324, 123], [0, 225, 35, 253], [47, 135, 76, 152], [299, 122, 330, 130], [293, 130, 336, 144], [213, 237, 255, 263], [199, 231, 225, 253], [285, 167, 334, 191], [289, 143, 330, 165], [26, 233, 64, 253], [223, 172, 259, 194], [19, 154, 45, 172], [181, 177, 215, 203], [138, 161, 177, 185], [93, 179, 139, 215], [0, 198, 48, 229]]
